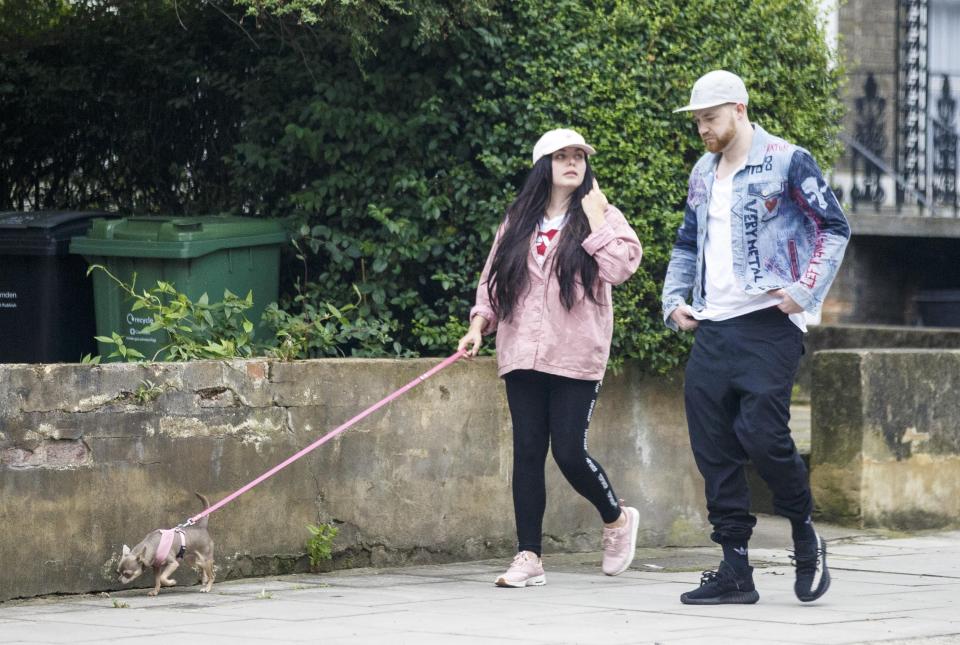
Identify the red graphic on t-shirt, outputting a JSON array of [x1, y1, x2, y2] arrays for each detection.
[[536, 229, 559, 256]]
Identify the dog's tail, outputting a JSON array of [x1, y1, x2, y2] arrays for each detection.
[[195, 493, 211, 528]]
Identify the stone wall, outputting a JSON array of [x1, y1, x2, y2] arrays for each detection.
[[810, 349, 960, 529], [0, 357, 707, 602], [795, 323, 960, 399]]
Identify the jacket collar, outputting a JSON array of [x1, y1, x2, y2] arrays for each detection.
[[745, 123, 771, 167], [704, 122, 771, 174]]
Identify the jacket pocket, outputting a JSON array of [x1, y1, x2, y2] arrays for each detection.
[[748, 181, 785, 222]]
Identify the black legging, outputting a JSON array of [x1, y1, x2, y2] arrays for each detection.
[[503, 369, 622, 556]]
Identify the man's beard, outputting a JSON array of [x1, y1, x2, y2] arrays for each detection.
[[702, 119, 736, 153]]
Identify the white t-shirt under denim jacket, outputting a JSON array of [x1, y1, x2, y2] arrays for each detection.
[[697, 164, 808, 331], [661, 123, 851, 332]]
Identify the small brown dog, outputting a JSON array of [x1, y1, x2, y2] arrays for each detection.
[[116, 493, 215, 596]]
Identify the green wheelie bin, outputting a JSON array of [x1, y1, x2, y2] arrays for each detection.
[[70, 215, 287, 361]]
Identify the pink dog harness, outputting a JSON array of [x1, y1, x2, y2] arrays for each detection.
[[153, 528, 186, 568]]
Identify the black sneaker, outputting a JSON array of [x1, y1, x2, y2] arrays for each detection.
[[792, 532, 831, 602], [680, 561, 760, 605]]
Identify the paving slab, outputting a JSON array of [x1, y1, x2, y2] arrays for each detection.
[[1, 515, 958, 644]]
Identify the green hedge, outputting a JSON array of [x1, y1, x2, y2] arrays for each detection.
[[230, 0, 842, 370], [0, 0, 842, 371], [470, 0, 845, 372]]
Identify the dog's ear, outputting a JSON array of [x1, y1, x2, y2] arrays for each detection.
[[133, 544, 149, 565], [122, 544, 131, 556]]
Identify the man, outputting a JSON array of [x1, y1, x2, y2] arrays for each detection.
[[662, 70, 850, 605]]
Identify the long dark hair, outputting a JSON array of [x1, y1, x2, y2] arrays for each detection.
[[486, 155, 601, 322]]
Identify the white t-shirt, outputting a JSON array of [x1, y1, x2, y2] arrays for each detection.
[[691, 169, 807, 332], [534, 213, 567, 267]]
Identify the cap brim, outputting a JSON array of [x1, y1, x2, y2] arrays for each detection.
[[580, 143, 597, 156], [533, 143, 596, 164], [552, 143, 596, 156], [673, 99, 747, 113]]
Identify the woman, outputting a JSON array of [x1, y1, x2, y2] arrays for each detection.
[[458, 128, 643, 587]]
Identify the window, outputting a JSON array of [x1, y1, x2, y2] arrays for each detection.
[[928, 0, 960, 209]]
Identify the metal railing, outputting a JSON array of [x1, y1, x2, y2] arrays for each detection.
[[842, 133, 931, 211], [931, 75, 959, 213], [842, 72, 958, 217]]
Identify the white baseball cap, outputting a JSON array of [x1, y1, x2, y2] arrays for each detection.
[[532, 128, 596, 164], [673, 70, 749, 113]]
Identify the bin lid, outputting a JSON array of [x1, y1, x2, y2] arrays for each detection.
[[0, 210, 114, 256], [69, 216, 288, 259]]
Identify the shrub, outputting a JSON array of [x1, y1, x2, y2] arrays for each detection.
[[305, 523, 339, 568], [89, 264, 259, 361], [87, 264, 392, 362]]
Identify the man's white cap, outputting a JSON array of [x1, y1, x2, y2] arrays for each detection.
[[673, 70, 749, 113], [532, 128, 596, 164]]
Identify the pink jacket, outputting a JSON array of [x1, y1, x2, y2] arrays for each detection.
[[470, 205, 642, 380]]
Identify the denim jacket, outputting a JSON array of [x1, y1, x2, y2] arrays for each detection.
[[661, 124, 850, 330]]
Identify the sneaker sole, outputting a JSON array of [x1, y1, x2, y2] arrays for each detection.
[[495, 574, 546, 588], [603, 506, 641, 576], [797, 535, 831, 602], [798, 570, 830, 602], [680, 590, 760, 605]]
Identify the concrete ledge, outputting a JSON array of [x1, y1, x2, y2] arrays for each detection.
[[847, 211, 960, 238], [810, 349, 960, 529], [795, 324, 960, 400], [0, 358, 707, 602]]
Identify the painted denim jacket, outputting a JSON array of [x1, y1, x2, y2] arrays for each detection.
[[661, 124, 850, 330]]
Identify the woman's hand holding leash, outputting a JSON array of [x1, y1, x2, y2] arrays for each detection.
[[458, 315, 487, 357]]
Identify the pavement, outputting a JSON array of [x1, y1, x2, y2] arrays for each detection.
[[1, 515, 958, 645]]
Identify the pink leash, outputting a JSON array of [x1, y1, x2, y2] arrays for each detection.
[[180, 350, 467, 528]]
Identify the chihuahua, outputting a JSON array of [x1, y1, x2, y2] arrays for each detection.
[[116, 493, 215, 596]]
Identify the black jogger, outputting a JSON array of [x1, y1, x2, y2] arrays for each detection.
[[683, 306, 812, 546]]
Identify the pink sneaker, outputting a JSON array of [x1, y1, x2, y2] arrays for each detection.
[[494, 551, 546, 587], [601, 506, 639, 576]]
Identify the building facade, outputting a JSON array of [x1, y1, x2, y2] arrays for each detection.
[[826, 0, 960, 326]]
